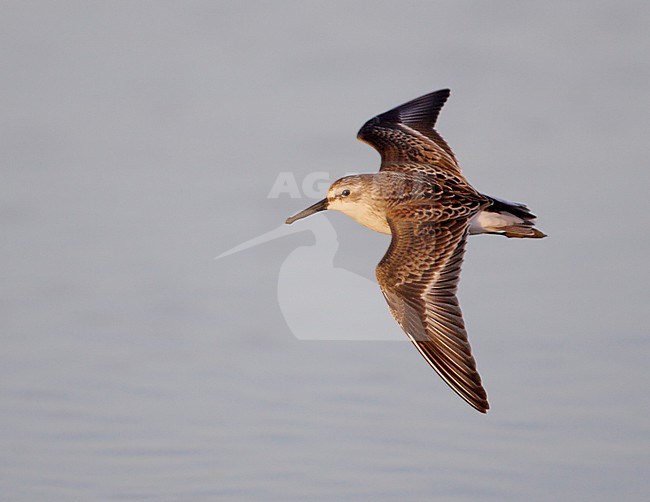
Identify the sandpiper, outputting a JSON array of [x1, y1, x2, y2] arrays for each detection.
[[286, 89, 545, 413]]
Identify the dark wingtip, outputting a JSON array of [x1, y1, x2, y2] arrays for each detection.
[[468, 390, 490, 414], [356, 88, 455, 158], [382, 88, 452, 127], [475, 402, 490, 414]]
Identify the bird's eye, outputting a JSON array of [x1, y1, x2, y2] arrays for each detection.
[[341, 189, 350, 197]]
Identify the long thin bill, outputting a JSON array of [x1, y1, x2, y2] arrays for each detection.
[[285, 198, 328, 224]]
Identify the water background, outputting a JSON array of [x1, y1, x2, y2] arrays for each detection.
[[2, 2, 649, 500]]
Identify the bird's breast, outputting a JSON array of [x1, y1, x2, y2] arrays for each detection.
[[336, 202, 391, 235]]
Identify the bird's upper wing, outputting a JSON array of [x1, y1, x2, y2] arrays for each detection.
[[357, 89, 463, 178], [376, 216, 489, 413]]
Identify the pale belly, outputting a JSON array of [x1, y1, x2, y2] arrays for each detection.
[[335, 204, 391, 234], [359, 216, 391, 234], [365, 212, 487, 236], [468, 209, 520, 235], [345, 208, 503, 236]]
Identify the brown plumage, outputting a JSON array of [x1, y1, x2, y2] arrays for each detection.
[[286, 89, 546, 413]]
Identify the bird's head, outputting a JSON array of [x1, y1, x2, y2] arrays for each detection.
[[285, 175, 376, 224]]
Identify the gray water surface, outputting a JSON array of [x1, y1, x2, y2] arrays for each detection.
[[2, 2, 649, 500]]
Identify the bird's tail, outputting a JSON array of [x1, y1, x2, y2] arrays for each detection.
[[470, 196, 547, 238]]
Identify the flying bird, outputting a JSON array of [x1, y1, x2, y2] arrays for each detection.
[[286, 89, 545, 413]]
